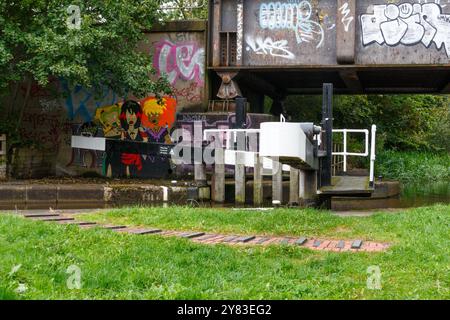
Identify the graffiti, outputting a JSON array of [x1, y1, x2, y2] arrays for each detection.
[[171, 83, 203, 103], [339, 2, 354, 32], [361, 2, 450, 57], [67, 123, 103, 169], [237, 1, 244, 63], [61, 80, 121, 122], [140, 97, 176, 143], [94, 103, 122, 138], [21, 112, 67, 152], [93, 97, 177, 178], [245, 36, 296, 60], [259, 1, 325, 48], [154, 40, 205, 86]]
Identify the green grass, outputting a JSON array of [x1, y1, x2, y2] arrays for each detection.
[[1, 205, 450, 299], [75, 205, 444, 243], [376, 151, 450, 185]]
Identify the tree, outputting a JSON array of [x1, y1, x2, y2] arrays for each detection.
[[0, 0, 174, 152], [160, 0, 208, 20]]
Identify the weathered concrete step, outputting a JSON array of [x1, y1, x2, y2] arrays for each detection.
[[116, 228, 162, 235], [295, 237, 308, 246], [23, 213, 60, 218], [351, 240, 363, 249], [56, 221, 97, 226], [103, 225, 127, 230], [180, 232, 206, 239], [31, 217, 75, 222], [234, 236, 256, 243]]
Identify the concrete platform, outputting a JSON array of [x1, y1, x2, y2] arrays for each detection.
[[319, 176, 373, 196], [0, 182, 210, 209]]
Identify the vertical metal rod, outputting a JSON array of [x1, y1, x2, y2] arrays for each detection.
[[321, 83, 333, 186], [343, 129, 347, 173], [272, 157, 283, 204], [369, 125, 377, 187]]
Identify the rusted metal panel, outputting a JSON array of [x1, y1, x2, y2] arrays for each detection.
[[209, 0, 450, 67], [242, 0, 337, 66], [355, 0, 450, 65], [208, 0, 450, 93]]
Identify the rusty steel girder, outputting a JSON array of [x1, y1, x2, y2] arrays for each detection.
[[208, 0, 450, 94]]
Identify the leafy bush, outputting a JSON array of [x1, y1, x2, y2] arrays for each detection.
[[376, 150, 450, 184], [285, 94, 450, 152]]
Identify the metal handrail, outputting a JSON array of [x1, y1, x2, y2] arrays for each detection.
[[332, 125, 377, 186]]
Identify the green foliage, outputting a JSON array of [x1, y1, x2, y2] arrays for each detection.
[[376, 150, 450, 184], [0, 0, 172, 97], [160, 0, 208, 20], [1, 205, 450, 299], [285, 94, 450, 152]]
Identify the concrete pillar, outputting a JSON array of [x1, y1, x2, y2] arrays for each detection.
[[299, 170, 317, 202], [235, 151, 246, 205], [194, 164, 207, 186], [212, 148, 225, 203], [272, 157, 283, 204], [253, 154, 263, 206], [289, 167, 300, 205], [194, 121, 206, 186]]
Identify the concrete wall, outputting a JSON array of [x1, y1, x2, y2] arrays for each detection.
[[3, 21, 210, 179]]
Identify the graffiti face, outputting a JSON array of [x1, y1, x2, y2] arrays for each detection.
[[92, 97, 177, 179], [95, 104, 122, 138], [361, 2, 450, 57], [141, 97, 176, 129], [154, 40, 205, 86]]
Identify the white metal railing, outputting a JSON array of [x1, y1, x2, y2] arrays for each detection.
[[203, 129, 260, 151], [332, 125, 377, 185]]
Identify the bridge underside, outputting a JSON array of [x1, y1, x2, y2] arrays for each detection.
[[213, 66, 450, 97]]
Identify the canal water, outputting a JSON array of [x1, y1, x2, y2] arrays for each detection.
[[331, 181, 450, 211], [1, 182, 449, 212]]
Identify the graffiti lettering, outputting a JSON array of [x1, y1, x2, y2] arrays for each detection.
[[339, 2, 354, 32], [245, 36, 296, 60], [361, 3, 450, 57], [171, 83, 203, 103], [154, 40, 205, 86], [259, 1, 325, 48], [61, 80, 121, 122]]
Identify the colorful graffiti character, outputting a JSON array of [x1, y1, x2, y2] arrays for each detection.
[[97, 98, 177, 179], [141, 97, 176, 144], [94, 103, 122, 138]]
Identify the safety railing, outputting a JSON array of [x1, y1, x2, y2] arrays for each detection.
[[203, 129, 260, 152], [332, 125, 377, 186]]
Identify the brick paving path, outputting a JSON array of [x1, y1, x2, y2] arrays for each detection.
[[21, 212, 390, 253]]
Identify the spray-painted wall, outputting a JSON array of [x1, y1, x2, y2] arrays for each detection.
[[212, 0, 450, 66], [7, 21, 210, 178]]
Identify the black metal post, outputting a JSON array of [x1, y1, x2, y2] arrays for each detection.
[[235, 97, 247, 129], [320, 83, 333, 187]]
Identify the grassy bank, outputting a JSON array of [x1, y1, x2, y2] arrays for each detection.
[[376, 151, 450, 185], [75, 205, 445, 242], [1, 205, 449, 299]]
